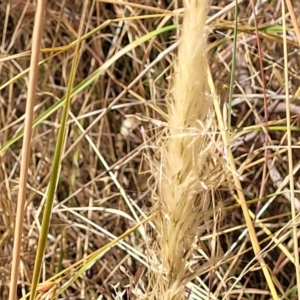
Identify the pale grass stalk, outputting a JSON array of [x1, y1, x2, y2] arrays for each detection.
[[8, 1, 47, 299], [146, 1, 224, 299]]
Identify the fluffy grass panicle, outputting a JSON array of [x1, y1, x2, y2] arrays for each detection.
[[146, 1, 225, 299]]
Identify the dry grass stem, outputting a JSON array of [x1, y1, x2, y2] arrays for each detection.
[[8, 1, 47, 299]]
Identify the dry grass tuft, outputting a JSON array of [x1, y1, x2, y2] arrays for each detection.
[[2, 0, 300, 298]]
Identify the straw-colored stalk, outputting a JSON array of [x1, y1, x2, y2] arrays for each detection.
[[147, 1, 223, 299]]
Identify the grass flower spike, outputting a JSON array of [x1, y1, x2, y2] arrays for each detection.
[[146, 1, 224, 299]]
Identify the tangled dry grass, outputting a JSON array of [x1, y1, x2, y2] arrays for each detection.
[[1, 0, 300, 299]]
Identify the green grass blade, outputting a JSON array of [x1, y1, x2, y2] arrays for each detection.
[[29, 17, 84, 300]]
